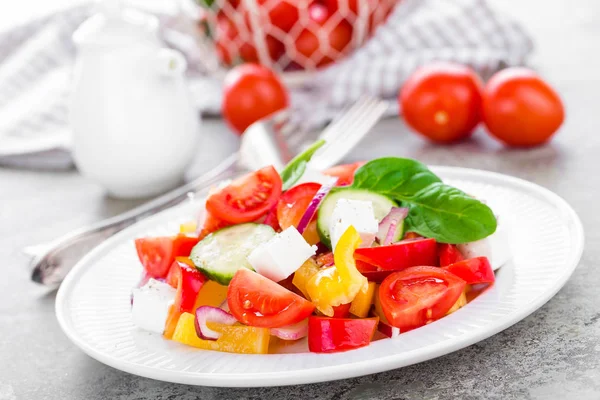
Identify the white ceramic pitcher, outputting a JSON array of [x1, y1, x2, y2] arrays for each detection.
[[70, 4, 199, 198]]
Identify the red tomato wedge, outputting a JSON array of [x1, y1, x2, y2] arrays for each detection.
[[308, 316, 379, 353], [198, 211, 231, 240], [134, 235, 200, 279], [438, 243, 465, 267], [354, 238, 438, 271], [227, 268, 315, 328], [206, 166, 282, 224], [379, 266, 466, 331], [262, 206, 280, 231], [442, 257, 495, 284], [277, 182, 321, 230], [323, 161, 366, 186]]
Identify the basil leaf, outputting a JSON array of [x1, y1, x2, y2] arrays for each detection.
[[351, 157, 496, 243], [403, 182, 497, 244], [352, 157, 442, 196], [280, 140, 325, 191]]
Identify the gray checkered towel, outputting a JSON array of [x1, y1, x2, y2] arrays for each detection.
[[0, 0, 532, 170]]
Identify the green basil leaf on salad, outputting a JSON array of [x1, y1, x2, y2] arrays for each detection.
[[280, 139, 325, 191], [403, 182, 497, 244], [351, 157, 497, 243], [352, 157, 442, 197]]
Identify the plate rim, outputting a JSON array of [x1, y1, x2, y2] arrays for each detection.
[[55, 166, 585, 387]]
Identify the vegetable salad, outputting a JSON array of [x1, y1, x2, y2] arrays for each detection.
[[131, 144, 510, 354]]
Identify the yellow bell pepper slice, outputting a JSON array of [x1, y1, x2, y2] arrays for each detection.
[[179, 221, 198, 234], [306, 226, 368, 316], [193, 280, 228, 310], [292, 259, 320, 299], [172, 313, 270, 354], [350, 281, 377, 318], [446, 290, 468, 315]]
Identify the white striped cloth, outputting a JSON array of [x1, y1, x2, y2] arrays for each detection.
[[0, 0, 532, 169]]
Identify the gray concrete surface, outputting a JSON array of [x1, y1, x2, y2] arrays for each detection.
[[1, 0, 600, 399]]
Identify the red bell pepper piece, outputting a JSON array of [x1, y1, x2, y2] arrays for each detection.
[[360, 270, 395, 283], [354, 238, 438, 271], [308, 316, 379, 353], [331, 303, 352, 318], [442, 257, 495, 284], [438, 243, 465, 267], [163, 257, 207, 339], [166, 257, 207, 313], [315, 251, 335, 267]]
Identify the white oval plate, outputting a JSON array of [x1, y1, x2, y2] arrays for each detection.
[[56, 167, 584, 387]]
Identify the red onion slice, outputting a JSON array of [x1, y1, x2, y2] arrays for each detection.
[[376, 207, 409, 245], [296, 177, 338, 234], [271, 319, 309, 341], [194, 306, 237, 340]]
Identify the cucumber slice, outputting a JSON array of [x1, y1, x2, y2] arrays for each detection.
[[317, 188, 397, 248], [190, 223, 276, 285]]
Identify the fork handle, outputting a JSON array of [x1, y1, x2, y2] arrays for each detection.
[[30, 154, 239, 285]]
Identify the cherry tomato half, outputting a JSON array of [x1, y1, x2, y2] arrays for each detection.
[[206, 166, 282, 224], [441, 256, 495, 285], [379, 266, 466, 331], [482, 67, 564, 147], [400, 62, 483, 143], [134, 235, 200, 279], [222, 64, 289, 134], [227, 268, 315, 328], [323, 161, 366, 186], [308, 316, 379, 353]]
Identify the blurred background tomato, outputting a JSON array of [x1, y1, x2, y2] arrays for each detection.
[[188, 0, 399, 74]]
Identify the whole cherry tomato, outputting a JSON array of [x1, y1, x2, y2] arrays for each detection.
[[293, 3, 353, 68], [214, 15, 283, 66], [255, 0, 299, 33], [482, 68, 565, 147], [222, 63, 289, 134], [399, 62, 484, 143]]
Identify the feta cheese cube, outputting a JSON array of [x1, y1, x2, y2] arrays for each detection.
[[247, 226, 317, 282], [131, 278, 177, 334], [295, 167, 336, 186], [330, 199, 378, 250]]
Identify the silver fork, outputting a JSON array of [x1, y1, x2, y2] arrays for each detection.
[[30, 96, 389, 287]]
